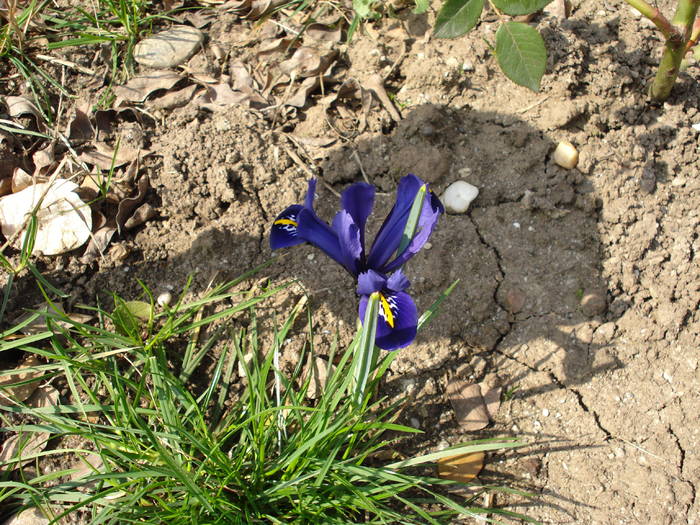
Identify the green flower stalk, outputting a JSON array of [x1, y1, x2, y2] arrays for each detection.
[[626, 0, 700, 101]]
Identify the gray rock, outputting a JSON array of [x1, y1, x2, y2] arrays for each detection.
[[134, 25, 204, 68]]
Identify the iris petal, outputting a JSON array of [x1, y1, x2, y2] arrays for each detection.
[[304, 179, 317, 209], [296, 208, 352, 273], [359, 290, 418, 350], [332, 210, 363, 275], [382, 190, 443, 273], [270, 204, 304, 249], [386, 269, 410, 292], [366, 174, 424, 271], [341, 182, 375, 251], [357, 269, 386, 296]]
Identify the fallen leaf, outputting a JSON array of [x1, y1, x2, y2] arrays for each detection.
[[197, 81, 251, 111], [0, 177, 12, 196], [116, 174, 149, 232], [78, 142, 151, 170], [286, 76, 320, 108], [0, 179, 93, 255], [148, 84, 198, 110], [479, 374, 502, 420], [11, 167, 33, 193], [0, 432, 50, 472], [26, 384, 59, 409], [81, 225, 117, 262], [437, 451, 485, 483], [5, 96, 42, 120], [66, 101, 94, 142], [304, 23, 342, 48], [446, 379, 490, 431], [124, 203, 156, 229], [113, 70, 183, 103], [32, 143, 54, 176], [0, 507, 50, 525], [0, 355, 43, 405], [279, 47, 337, 78], [304, 356, 335, 399]]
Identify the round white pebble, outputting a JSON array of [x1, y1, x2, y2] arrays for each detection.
[[441, 181, 479, 214], [157, 292, 173, 307]]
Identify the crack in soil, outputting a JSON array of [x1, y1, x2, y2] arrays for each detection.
[[669, 424, 696, 519]]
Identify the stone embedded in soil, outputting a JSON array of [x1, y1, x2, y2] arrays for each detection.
[[134, 25, 204, 68], [446, 379, 490, 430], [441, 181, 479, 213], [504, 287, 526, 313], [1, 508, 49, 525], [553, 141, 579, 169], [580, 291, 607, 317]]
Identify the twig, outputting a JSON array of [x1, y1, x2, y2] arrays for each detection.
[[365, 73, 402, 122], [35, 54, 96, 76], [351, 150, 370, 184], [518, 95, 550, 114]]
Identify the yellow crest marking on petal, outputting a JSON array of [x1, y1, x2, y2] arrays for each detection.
[[274, 218, 298, 227], [379, 293, 395, 328]]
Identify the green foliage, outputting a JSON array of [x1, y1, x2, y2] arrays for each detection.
[[434, 0, 484, 38], [495, 21, 547, 91], [434, 0, 548, 91], [492, 0, 551, 16], [0, 268, 533, 523]]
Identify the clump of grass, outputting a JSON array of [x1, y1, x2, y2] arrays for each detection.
[[0, 263, 534, 524]]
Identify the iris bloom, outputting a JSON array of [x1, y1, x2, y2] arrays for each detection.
[[270, 174, 443, 350]]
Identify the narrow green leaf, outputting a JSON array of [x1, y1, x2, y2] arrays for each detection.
[[434, 0, 484, 39], [352, 293, 379, 407], [495, 21, 547, 91], [413, 0, 430, 14], [492, 0, 551, 15], [397, 184, 426, 256]]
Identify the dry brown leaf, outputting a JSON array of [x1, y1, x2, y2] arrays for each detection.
[[26, 384, 59, 409], [148, 84, 198, 110], [11, 167, 33, 193], [437, 451, 485, 483], [0, 179, 93, 255], [78, 142, 151, 171], [479, 374, 502, 420], [197, 81, 251, 111], [116, 174, 149, 232], [0, 177, 12, 196], [1, 507, 50, 525], [0, 431, 49, 472], [81, 226, 117, 262], [304, 23, 342, 48], [279, 47, 337, 78], [124, 203, 156, 229], [113, 70, 183, 103], [286, 77, 319, 108], [14, 303, 93, 335], [0, 355, 43, 405], [257, 36, 296, 56], [32, 143, 54, 176], [67, 101, 94, 142], [5, 96, 42, 120], [304, 357, 335, 399], [325, 78, 372, 137], [446, 379, 490, 431]]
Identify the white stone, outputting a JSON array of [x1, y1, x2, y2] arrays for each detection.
[[441, 181, 479, 214], [134, 25, 204, 68], [157, 292, 173, 307], [1, 508, 49, 525], [553, 141, 579, 169]]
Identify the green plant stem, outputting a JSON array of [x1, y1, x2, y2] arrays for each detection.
[[625, 0, 676, 39], [648, 0, 700, 100], [684, 18, 700, 53]]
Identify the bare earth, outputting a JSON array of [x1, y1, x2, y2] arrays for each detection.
[[3, 0, 700, 522]]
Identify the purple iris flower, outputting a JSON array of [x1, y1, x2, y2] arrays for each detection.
[[270, 174, 444, 350]]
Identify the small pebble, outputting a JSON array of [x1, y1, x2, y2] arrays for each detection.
[[462, 60, 475, 72], [580, 291, 607, 317], [157, 292, 173, 308], [692, 123, 700, 131], [513, 222, 520, 229], [134, 25, 204, 68], [442, 181, 479, 214], [553, 141, 579, 169], [542, 408, 550, 417]]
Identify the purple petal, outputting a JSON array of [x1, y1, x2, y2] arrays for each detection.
[[382, 191, 443, 273], [270, 204, 304, 250], [331, 210, 362, 275], [341, 182, 375, 250], [359, 290, 418, 351], [366, 174, 424, 270], [386, 269, 410, 292], [296, 208, 351, 272], [304, 179, 317, 209], [357, 269, 387, 296]]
